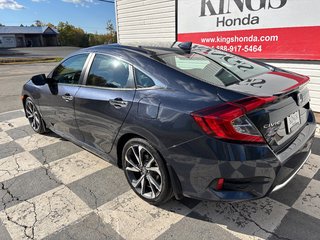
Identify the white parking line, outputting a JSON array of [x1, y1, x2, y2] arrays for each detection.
[[0, 109, 24, 116]]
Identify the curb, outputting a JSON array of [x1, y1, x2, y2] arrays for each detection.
[[0, 57, 63, 65]]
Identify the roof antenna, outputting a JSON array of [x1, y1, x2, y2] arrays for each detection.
[[170, 41, 177, 48], [178, 42, 192, 54]]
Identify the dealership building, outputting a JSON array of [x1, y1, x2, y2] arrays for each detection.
[[115, 0, 320, 113], [0, 26, 59, 48]]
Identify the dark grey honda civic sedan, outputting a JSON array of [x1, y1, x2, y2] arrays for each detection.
[[21, 43, 316, 205]]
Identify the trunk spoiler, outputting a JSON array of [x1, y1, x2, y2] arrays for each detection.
[[273, 71, 310, 96]]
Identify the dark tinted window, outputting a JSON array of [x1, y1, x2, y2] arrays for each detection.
[[52, 54, 88, 84], [135, 69, 155, 88], [87, 54, 133, 88]]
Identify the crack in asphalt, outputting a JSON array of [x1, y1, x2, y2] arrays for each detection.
[[39, 147, 63, 186], [0, 148, 37, 239], [0, 143, 63, 239], [1, 181, 35, 239], [0, 139, 103, 239], [0, 98, 104, 238], [84, 185, 99, 209], [229, 203, 292, 240], [303, 193, 320, 201]]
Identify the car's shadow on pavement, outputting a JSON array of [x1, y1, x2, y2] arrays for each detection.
[[311, 137, 320, 155], [156, 138, 320, 239], [44, 130, 320, 239], [157, 195, 287, 239]]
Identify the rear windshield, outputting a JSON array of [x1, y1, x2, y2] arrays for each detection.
[[157, 48, 270, 87]]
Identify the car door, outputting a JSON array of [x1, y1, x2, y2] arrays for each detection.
[[38, 53, 90, 141], [74, 53, 136, 153]]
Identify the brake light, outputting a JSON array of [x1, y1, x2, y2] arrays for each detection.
[[191, 97, 276, 143], [215, 178, 224, 191]]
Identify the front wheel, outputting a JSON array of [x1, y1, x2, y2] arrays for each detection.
[[122, 138, 172, 205], [25, 97, 48, 134]]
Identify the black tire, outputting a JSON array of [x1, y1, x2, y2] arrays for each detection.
[[25, 97, 48, 134], [122, 138, 172, 205]]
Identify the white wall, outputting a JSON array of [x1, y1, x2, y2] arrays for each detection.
[[271, 62, 320, 113], [116, 0, 176, 45]]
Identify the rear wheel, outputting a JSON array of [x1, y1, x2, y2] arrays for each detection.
[[25, 97, 48, 134], [122, 138, 172, 205]]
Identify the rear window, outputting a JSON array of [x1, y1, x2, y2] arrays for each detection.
[[157, 50, 270, 87]]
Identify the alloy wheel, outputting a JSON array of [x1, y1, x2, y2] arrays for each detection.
[[124, 144, 162, 199], [25, 100, 41, 132]]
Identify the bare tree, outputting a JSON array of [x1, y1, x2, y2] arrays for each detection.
[[106, 20, 115, 35]]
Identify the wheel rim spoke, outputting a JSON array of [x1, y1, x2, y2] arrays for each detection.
[[34, 116, 40, 125], [26, 107, 33, 118], [145, 158, 161, 176], [28, 102, 34, 113], [33, 114, 39, 129], [146, 176, 156, 198], [133, 174, 145, 188], [131, 146, 142, 166], [145, 158, 155, 168], [141, 177, 146, 195], [125, 156, 140, 172], [138, 145, 144, 165], [145, 167, 161, 176], [126, 166, 140, 173], [35, 119, 39, 129], [147, 174, 161, 191]]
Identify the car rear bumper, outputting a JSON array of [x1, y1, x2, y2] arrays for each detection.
[[167, 111, 316, 201], [271, 150, 311, 193]]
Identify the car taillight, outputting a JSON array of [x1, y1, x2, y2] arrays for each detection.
[[191, 96, 276, 143], [215, 178, 224, 191]]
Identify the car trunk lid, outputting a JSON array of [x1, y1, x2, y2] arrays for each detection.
[[222, 70, 310, 153]]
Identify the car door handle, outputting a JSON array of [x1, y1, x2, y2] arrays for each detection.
[[62, 94, 73, 102], [109, 98, 128, 109]]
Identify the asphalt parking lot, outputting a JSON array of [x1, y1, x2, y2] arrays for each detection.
[[0, 62, 57, 113], [0, 63, 320, 240], [0, 47, 80, 58]]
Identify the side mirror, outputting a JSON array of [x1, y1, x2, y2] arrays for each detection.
[[31, 74, 47, 86]]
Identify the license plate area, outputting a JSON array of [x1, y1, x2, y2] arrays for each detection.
[[286, 110, 300, 133]]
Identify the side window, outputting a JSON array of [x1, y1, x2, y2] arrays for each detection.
[[87, 54, 133, 88], [135, 69, 155, 88], [52, 54, 88, 84]]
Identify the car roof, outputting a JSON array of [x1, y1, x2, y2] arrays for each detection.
[[81, 44, 186, 58]]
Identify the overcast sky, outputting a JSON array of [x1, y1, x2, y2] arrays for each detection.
[[0, 0, 116, 34]]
